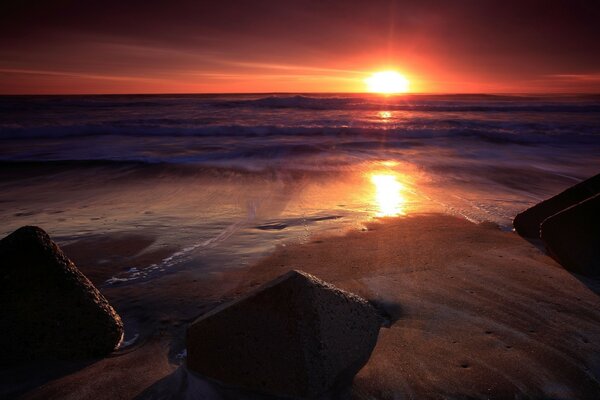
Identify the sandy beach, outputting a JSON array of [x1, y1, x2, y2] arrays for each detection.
[[2, 212, 598, 399]]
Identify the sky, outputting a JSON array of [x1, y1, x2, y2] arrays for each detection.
[[1, 0, 599, 94]]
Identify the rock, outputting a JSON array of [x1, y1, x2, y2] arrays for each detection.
[[0, 226, 124, 364], [540, 193, 600, 276], [186, 270, 381, 399], [513, 173, 600, 239]]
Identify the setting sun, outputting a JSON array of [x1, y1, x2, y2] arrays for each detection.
[[365, 71, 410, 94]]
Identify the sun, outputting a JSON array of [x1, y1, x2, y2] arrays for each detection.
[[365, 71, 409, 94]]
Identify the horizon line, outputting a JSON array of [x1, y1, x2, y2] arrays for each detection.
[[1, 91, 599, 97]]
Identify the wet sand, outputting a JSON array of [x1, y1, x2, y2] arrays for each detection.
[[61, 234, 179, 284], [9, 213, 600, 399]]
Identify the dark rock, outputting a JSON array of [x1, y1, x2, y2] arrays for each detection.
[[0, 226, 124, 364], [513, 173, 600, 239], [541, 193, 600, 276], [186, 270, 381, 399]]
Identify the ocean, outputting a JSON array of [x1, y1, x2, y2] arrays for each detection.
[[1, 93, 600, 284]]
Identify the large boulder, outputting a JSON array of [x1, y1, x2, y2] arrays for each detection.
[[186, 270, 381, 399], [513, 173, 600, 239], [0, 226, 124, 364], [540, 193, 600, 276]]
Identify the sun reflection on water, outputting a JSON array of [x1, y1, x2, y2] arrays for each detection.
[[378, 111, 392, 120], [370, 173, 405, 217]]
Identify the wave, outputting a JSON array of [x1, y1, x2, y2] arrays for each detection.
[[0, 124, 292, 139], [0, 159, 274, 175], [3, 94, 600, 114], [0, 159, 357, 179], [217, 95, 600, 112], [0, 94, 217, 112], [1, 123, 598, 144], [0, 124, 600, 151]]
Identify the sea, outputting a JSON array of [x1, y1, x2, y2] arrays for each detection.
[[1, 93, 600, 284]]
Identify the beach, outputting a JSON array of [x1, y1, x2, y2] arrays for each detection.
[[2, 94, 600, 398], [4, 213, 600, 399]]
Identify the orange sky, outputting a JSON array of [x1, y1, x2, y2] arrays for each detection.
[[1, 1, 599, 94]]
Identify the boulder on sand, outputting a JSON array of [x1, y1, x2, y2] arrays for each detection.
[[0, 226, 124, 364], [513, 173, 600, 239], [541, 193, 600, 276], [186, 270, 382, 399]]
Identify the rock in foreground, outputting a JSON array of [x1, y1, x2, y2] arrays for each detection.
[[541, 193, 600, 276], [0, 226, 124, 364], [513, 173, 600, 239], [186, 270, 381, 399]]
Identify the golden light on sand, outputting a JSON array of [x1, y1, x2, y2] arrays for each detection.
[[365, 71, 409, 94], [371, 173, 405, 216]]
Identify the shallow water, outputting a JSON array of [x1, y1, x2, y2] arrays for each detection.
[[1, 93, 599, 284]]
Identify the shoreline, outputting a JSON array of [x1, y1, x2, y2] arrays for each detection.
[[6, 213, 600, 399]]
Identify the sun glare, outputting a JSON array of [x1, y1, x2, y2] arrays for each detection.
[[371, 173, 405, 217], [365, 71, 409, 94]]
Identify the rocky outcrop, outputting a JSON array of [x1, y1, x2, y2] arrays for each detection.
[[186, 270, 381, 399], [0, 226, 124, 364], [541, 194, 600, 276], [513, 173, 600, 239]]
